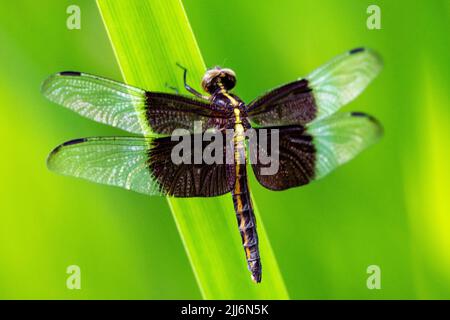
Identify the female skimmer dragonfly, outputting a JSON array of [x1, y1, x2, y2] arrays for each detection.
[[42, 47, 383, 283]]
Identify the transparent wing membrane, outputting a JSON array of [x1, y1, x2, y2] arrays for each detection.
[[307, 112, 383, 179], [42, 72, 150, 135], [47, 137, 164, 195], [307, 48, 383, 121]]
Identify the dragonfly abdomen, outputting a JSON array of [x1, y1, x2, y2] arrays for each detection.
[[231, 163, 262, 283]]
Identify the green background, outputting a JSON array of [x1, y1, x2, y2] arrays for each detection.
[[0, 0, 449, 299]]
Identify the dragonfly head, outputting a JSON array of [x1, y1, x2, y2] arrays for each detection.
[[201, 66, 236, 94]]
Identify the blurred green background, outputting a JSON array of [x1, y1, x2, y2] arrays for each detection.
[[0, 0, 448, 299]]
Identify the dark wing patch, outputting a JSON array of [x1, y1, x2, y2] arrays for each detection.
[[148, 133, 235, 197], [145, 92, 230, 135], [247, 79, 317, 127], [250, 126, 316, 190]]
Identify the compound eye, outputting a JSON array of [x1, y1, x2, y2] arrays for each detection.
[[221, 72, 236, 91]]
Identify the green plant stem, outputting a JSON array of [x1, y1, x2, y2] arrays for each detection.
[[97, 0, 288, 299]]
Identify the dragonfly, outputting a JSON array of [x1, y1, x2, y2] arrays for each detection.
[[42, 47, 383, 283]]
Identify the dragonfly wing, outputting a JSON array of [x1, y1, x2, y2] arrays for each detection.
[[146, 92, 229, 134], [42, 72, 148, 135], [247, 48, 383, 126], [148, 132, 235, 197], [48, 135, 235, 197], [247, 79, 316, 127], [42, 72, 228, 136], [308, 111, 383, 179], [47, 137, 163, 195], [249, 125, 315, 190], [250, 112, 382, 190]]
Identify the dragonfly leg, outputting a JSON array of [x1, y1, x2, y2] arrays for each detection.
[[175, 63, 208, 99], [165, 82, 179, 94]]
